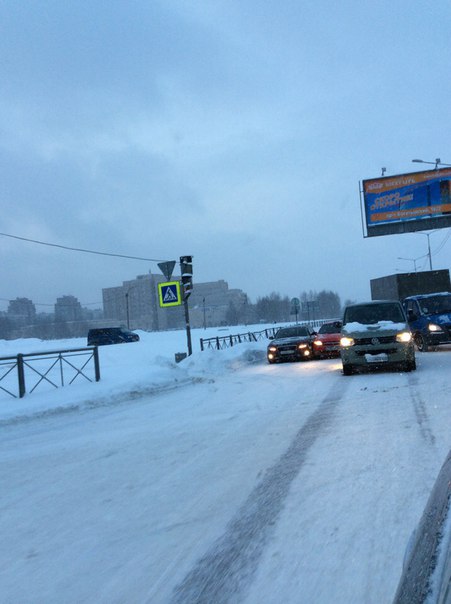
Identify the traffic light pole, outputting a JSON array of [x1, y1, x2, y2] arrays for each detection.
[[180, 255, 193, 356], [183, 297, 192, 356]]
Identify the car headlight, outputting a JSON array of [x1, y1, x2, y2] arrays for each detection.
[[313, 340, 323, 347], [396, 331, 412, 343], [428, 323, 444, 333], [268, 346, 277, 352], [340, 336, 354, 347], [297, 343, 308, 349]]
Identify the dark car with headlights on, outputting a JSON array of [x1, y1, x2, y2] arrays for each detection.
[[312, 320, 342, 358], [403, 291, 451, 352], [267, 325, 316, 363], [340, 300, 416, 375]]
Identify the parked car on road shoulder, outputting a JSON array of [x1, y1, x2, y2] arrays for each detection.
[[312, 320, 342, 358], [87, 327, 140, 346], [340, 300, 415, 375], [403, 291, 451, 352], [267, 325, 316, 364]]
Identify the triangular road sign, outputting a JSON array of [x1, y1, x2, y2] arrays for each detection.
[[158, 261, 176, 281]]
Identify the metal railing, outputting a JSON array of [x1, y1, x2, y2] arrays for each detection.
[[200, 328, 279, 351], [0, 347, 100, 399], [199, 319, 339, 351]]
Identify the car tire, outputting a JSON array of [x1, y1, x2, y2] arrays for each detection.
[[414, 333, 429, 352], [342, 363, 354, 376], [410, 358, 417, 371]]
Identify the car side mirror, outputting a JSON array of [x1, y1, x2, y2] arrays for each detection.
[[407, 309, 417, 321]]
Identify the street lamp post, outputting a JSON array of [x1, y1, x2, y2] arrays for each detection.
[[125, 292, 130, 329], [415, 232, 438, 271], [125, 287, 135, 329], [398, 256, 421, 272], [412, 158, 451, 169]]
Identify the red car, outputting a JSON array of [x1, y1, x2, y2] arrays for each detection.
[[312, 321, 342, 358]]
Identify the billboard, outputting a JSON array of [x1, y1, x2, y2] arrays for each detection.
[[361, 167, 451, 237]]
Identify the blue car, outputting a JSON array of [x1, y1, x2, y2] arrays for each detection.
[[403, 292, 451, 351]]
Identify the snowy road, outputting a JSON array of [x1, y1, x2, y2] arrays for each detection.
[[1, 349, 450, 603]]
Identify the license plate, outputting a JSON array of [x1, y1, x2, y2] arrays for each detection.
[[280, 350, 294, 355], [365, 353, 388, 363]]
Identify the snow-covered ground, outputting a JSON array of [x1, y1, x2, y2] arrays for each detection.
[[1, 324, 450, 603]]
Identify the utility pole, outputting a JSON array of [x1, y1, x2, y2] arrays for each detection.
[[125, 291, 130, 329]]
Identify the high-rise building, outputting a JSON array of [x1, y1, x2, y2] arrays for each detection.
[[54, 295, 83, 322], [7, 297, 36, 324]]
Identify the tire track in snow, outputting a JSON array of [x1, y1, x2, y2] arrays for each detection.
[[170, 379, 350, 604], [408, 373, 436, 446]]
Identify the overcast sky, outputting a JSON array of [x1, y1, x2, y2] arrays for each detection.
[[1, 0, 451, 312]]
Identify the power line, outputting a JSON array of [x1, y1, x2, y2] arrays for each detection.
[[0, 232, 163, 262], [432, 229, 451, 255]]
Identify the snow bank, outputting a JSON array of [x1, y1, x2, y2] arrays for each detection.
[[0, 326, 270, 424]]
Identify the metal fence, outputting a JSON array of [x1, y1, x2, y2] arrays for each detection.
[[199, 319, 336, 351], [0, 347, 101, 399], [200, 327, 279, 351]]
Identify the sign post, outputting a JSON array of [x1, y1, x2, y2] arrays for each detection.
[[290, 297, 300, 323], [157, 257, 193, 356]]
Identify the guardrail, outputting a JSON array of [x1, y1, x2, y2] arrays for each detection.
[[0, 347, 101, 399], [199, 319, 336, 351], [200, 328, 279, 351]]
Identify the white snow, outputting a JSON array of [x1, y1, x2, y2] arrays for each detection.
[[343, 321, 408, 332], [1, 324, 450, 603]]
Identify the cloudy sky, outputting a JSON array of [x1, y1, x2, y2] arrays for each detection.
[[1, 0, 451, 312]]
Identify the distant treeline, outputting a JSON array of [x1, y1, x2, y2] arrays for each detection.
[[226, 290, 348, 325]]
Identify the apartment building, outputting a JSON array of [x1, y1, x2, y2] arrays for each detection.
[[102, 273, 248, 330]]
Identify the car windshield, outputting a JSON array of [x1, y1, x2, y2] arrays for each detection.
[[275, 326, 309, 338], [344, 303, 405, 325], [418, 294, 451, 314], [318, 322, 341, 334]]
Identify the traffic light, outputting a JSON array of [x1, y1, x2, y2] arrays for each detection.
[[180, 255, 193, 299]]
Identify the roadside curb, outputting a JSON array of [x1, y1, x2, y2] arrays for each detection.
[[393, 449, 451, 603]]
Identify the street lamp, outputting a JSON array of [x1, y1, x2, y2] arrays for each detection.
[[397, 256, 422, 272], [412, 158, 451, 169], [125, 287, 135, 329], [415, 232, 435, 270]]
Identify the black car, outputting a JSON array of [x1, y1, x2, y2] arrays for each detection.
[[267, 325, 316, 363], [87, 327, 140, 346]]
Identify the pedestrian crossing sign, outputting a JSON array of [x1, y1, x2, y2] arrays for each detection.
[[158, 281, 182, 307]]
